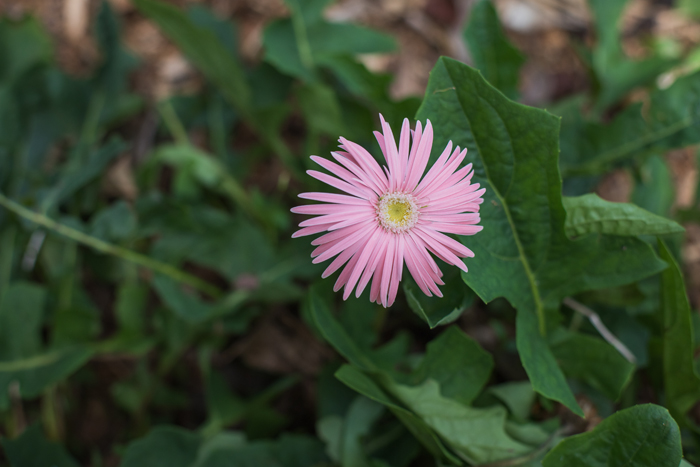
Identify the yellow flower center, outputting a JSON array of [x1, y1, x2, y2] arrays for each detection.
[[386, 200, 411, 224], [377, 193, 419, 233]]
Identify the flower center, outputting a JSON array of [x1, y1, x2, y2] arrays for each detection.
[[377, 193, 419, 233]]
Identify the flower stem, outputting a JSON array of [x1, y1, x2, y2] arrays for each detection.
[[0, 192, 223, 299]]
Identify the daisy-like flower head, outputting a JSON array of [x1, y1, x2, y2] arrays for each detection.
[[292, 115, 485, 307]]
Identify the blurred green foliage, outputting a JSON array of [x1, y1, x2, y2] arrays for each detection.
[[1, 0, 700, 465]]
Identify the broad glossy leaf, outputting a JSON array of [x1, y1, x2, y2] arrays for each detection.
[[542, 404, 681, 467], [463, 0, 525, 100], [1, 425, 79, 467], [658, 240, 700, 423], [563, 194, 683, 237], [550, 331, 635, 401], [132, 0, 251, 115], [417, 57, 666, 415]]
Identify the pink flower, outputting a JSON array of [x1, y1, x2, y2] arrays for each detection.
[[292, 115, 485, 307]]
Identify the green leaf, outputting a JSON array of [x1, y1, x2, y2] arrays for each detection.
[[403, 267, 474, 328], [589, 0, 676, 111], [632, 155, 675, 217], [563, 194, 684, 237], [488, 382, 536, 423], [120, 426, 201, 467], [309, 286, 380, 372], [132, 0, 251, 115], [263, 11, 395, 82], [0, 282, 45, 359], [658, 240, 700, 423], [337, 396, 384, 467], [90, 201, 137, 242], [1, 425, 79, 467], [550, 331, 635, 401], [542, 404, 682, 467], [558, 73, 700, 177], [296, 82, 343, 136], [335, 365, 462, 465], [384, 379, 531, 464], [312, 290, 522, 464], [410, 327, 493, 406], [417, 57, 666, 415], [463, 0, 525, 100], [0, 348, 94, 409], [0, 17, 53, 85], [120, 427, 326, 467]]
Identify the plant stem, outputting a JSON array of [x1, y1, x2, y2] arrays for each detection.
[[563, 297, 637, 364], [158, 100, 190, 145], [0, 192, 222, 299]]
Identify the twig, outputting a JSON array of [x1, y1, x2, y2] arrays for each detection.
[[0, 192, 223, 299], [563, 297, 637, 364]]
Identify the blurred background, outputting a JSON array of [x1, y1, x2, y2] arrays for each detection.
[[1, 0, 700, 465]]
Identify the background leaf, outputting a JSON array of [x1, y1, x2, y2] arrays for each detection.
[[542, 404, 682, 467], [463, 0, 525, 100], [563, 194, 684, 237]]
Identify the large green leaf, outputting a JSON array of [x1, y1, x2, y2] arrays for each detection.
[[658, 240, 700, 423], [1, 425, 79, 467], [416, 57, 666, 415], [542, 404, 682, 467], [311, 290, 526, 464], [563, 194, 684, 237], [463, 0, 525, 100]]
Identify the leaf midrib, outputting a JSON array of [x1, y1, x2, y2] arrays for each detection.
[[572, 115, 691, 174], [443, 62, 546, 335]]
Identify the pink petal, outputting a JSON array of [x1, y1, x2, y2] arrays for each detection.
[[404, 120, 433, 192]]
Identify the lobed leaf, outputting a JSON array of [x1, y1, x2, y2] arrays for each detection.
[[417, 57, 666, 415]]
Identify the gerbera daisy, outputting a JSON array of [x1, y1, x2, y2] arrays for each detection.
[[292, 115, 485, 307]]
